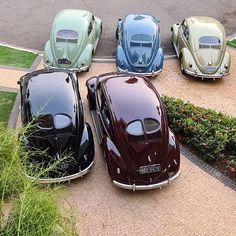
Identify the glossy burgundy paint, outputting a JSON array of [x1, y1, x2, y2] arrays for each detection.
[[86, 72, 180, 189]]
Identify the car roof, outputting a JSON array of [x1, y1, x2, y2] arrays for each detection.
[[23, 71, 77, 118], [53, 9, 91, 33], [101, 74, 162, 125], [123, 14, 158, 40], [185, 16, 225, 40]]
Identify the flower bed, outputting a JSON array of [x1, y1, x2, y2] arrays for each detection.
[[162, 96, 236, 180]]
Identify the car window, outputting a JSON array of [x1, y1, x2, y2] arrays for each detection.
[[126, 120, 144, 136], [183, 27, 189, 41], [143, 118, 160, 133], [88, 21, 93, 36], [36, 114, 54, 130], [199, 36, 221, 49], [101, 101, 111, 129], [56, 30, 78, 44], [54, 114, 71, 129], [130, 34, 152, 48]]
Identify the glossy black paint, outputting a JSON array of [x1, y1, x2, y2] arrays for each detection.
[[18, 69, 94, 180]]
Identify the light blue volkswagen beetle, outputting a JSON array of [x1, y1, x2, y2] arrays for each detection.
[[116, 14, 164, 77], [43, 9, 102, 72]]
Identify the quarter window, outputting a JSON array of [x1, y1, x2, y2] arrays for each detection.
[[143, 118, 160, 133], [126, 120, 144, 136], [36, 114, 54, 130], [88, 22, 93, 36], [54, 114, 71, 129]]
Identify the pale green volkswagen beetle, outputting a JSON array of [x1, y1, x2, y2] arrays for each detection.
[[171, 16, 230, 79], [44, 9, 102, 71]]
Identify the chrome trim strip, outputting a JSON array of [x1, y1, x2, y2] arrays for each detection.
[[112, 169, 181, 191], [24, 161, 94, 184], [117, 67, 162, 77]]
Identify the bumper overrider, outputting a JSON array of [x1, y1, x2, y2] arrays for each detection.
[[113, 169, 181, 191], [43, 62, 89, 72], [24, 161, 94, 184], [117, 66, 162, 77]]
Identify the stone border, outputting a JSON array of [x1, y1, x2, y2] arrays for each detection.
[[180, 145, 236, 191]]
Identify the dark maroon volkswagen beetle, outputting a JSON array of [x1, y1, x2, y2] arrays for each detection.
[[86, 72, 181, 191]]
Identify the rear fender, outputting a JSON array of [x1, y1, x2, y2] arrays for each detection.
[[180, 48, 197, 73], [102, 136, 128, 179], [78, 44, 93, 68]]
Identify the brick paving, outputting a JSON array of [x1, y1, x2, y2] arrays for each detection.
[[1, 48, 236, 236]]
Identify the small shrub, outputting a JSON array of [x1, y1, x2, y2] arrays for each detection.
[[162, 96, 236, 161]]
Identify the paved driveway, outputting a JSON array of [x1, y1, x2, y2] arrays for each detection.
[[0, 0, 236, 56], [64, 51, 235, 235], [1, 49, 236, 236]]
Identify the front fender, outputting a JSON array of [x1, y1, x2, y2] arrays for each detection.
[[116, 45, 129, 70], [86, 76, 98, 110], [171, 23, 180, 44], [95, 16, 102, 38], [78, 44, 93, 68], [43, 41, 55, 66]]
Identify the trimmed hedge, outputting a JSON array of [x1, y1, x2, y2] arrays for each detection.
[[162, 96, 236, 162]]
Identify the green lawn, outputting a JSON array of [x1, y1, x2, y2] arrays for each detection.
[[0, 91, 17, 127], [0, 45, 37, 68], [227, 39, 236, 48]]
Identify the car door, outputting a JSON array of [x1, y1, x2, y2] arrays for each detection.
[[178, 20, 190, 53], [95, 84, 112, 142]]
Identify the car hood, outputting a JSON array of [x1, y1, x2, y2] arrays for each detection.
[[52, 42, 81, 65], [194, 49, 223, 74], [126, 47, 154, 67]]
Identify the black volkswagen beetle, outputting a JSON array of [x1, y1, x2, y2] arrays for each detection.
[[18, 69, 94, 183]]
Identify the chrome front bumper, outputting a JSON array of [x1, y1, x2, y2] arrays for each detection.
[[117, 66, 162, 77], [113, 169, 181, 191], [24, 161, 94, 184], [43, 62, 89, 72]]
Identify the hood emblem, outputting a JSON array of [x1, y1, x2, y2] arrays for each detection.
[[148, 155, 152, 163]]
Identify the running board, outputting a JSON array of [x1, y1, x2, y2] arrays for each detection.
[[90, 109, 103, 143]]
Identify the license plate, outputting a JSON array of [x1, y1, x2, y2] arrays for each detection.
[[139, 164, 161, 174], [58, 59, 71, 65]]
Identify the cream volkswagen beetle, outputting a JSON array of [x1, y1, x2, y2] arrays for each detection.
[[171, 16, 231, 79]]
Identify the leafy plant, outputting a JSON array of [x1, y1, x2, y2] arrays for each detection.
[[162, 96, 236, 161]]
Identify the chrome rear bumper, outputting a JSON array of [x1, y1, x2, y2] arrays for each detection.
[[24, 161, 94, 184], [117, 67, 162, 77], [113, 169, 181, 191]]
